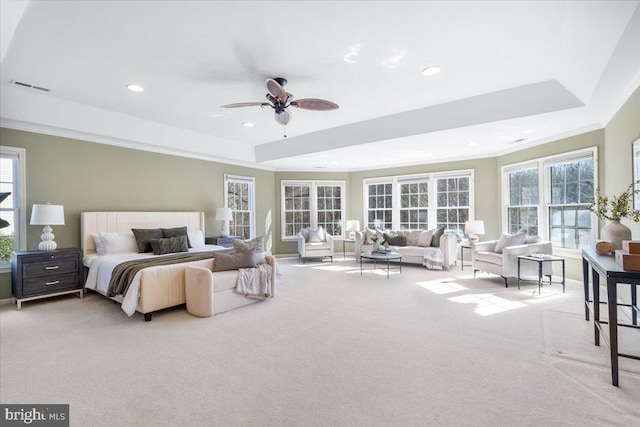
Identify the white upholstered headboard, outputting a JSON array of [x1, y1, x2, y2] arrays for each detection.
[[81, 211, 205, 257]]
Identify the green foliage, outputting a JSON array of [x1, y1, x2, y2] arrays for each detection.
[[589, 180, 640, 222], [0, 192, 10, 229], [0, 234, 14, 262]]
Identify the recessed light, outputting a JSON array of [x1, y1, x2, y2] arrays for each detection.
[[127, 84, 144, 92], [242, 122, 254, 127], [422, 66, 441, 76]]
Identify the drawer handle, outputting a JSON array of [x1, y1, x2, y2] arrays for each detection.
[[45, 281, 60, 286], [45, 266, 60, 270]]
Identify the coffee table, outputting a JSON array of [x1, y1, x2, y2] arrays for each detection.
[[360, 251, 402, 278]]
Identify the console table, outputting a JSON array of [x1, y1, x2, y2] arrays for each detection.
[[581, 249, 639, 386]]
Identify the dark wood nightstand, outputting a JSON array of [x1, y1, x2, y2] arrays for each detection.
[[11, 248, 84, 310], [205, 236, 241, 248]]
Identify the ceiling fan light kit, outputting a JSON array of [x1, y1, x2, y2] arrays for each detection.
[[221, 77, 339, 132]]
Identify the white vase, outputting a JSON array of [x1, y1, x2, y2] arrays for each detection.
[[601, 220, 631, 250], [372, 241, 379, 252]]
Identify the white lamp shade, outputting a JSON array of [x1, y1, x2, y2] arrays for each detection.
[[346, 220, 360, 232], [30, 204, 65, 225], [464, 220, 485, 235], [216, 207, 233, 221]]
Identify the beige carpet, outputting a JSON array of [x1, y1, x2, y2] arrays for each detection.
[[1, 257, 639, 426]]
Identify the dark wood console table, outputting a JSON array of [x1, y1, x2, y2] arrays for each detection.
[[581, 249, 639, 386]]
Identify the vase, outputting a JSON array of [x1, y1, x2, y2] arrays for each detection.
[[372, 241, 379, 252], [601, 220, 631, 250]]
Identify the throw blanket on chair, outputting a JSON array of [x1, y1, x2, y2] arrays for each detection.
[[107, 251, 217, 297], [235, 263, 273, 300]]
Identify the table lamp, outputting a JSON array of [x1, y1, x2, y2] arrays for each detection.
[[30, 203, 65, 251], [346, 219, 360, 239], [216, 207, 233, 237], [464, 220, 485, 244]]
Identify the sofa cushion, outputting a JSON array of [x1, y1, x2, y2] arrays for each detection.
[[395, 246, 426, 258], [417, 229, 433, 247], [406, 230, 422, 246], [475, 251, 503, 265], [494, 231, 526, 253], [213, 248, 257, 272], [233, 236, 266, 263], [212, 269, 239, 293], [431, 227, 445, 247], [384, 232, 406, 246], [308, 227, 325, 243]]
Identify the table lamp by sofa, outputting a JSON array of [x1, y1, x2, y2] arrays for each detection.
[[464, 220, 485, 244], [346, 219, 360, 239], [30, 203, 65, 251], [216, 207, 233, 237]]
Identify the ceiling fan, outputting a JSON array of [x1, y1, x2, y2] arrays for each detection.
[[221, 77, 339, 127]]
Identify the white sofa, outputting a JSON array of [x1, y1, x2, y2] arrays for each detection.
[[472, 239, 553, 287], [354, 229, 458, 270]]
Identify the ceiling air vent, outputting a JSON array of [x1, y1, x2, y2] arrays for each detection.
[[11, 80, 51, 92]]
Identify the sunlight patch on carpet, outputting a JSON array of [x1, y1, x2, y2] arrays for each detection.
[[449, 293, 526, 316], [417, 279, 468, 294], [312, 265, 357, 272]]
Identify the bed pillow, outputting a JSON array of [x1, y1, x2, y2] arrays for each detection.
[[494, 231, 527, 253], [92, 234, 107, 255], [161, 226, 191, 248], [431, 227, 445, 248], [233, 236, 266, 263], [213, 247, 257, 272], [149, 235, 189, 255], [98, 232, 138, 254], [132, 228, 164, 253], [187, 230, 206, 248]]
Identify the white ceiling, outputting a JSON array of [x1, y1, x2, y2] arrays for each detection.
[[1, 1, 639, 171]]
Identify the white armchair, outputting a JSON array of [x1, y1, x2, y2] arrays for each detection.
[[297, 227, 334, 263], [472, 238, 553, 287]]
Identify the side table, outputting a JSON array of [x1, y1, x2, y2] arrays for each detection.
[[460, 244, 472, 270], [205, 236, 241, 248], [342, 239, 356, 259], [517, 254, 565, 295]]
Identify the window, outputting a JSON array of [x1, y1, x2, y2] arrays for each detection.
[[225, 175, 254, 239], [502, 148, 596, 252], [364, 171, 472, 234], [0, 147, 26, 269], [436, 175, 470, 235], [281, 180, 345, 240], [506, 167, 539, 235]]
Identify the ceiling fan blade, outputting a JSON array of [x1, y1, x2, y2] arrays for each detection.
[[265, 78, 287, 102], [290, 98, 339, 111], [220, 102, 269, 108], [274, 109, 291, 125]]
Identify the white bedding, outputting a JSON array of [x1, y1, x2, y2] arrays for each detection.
[[84, 245, 225, 316]]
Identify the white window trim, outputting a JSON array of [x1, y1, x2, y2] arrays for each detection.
[[501, 147, 598, 257], [281, 180, 346, 241], [0, 146, 26, 272], [363, 169, 474, 231], [224, 174, 255, 239]]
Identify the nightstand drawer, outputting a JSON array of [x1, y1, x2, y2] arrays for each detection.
[[23, 258, 80, 278], [23, 273, 81, 296]]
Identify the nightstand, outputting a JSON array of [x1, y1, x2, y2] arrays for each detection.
[[11, 248, 84, 310], [205, 236, 241, 248]]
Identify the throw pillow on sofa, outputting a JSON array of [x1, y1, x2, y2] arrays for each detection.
[[417, 229, 433, 247], [494, 231, 527, 253], [406, 230, 422, 246], [383, 232, 406, 246], [431, 227, 445, 247]]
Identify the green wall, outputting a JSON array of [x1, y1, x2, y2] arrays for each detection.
[[1, 85, 638, 296], [0, 128, 275, 298]]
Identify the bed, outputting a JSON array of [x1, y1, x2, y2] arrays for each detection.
[[81, 211, 274, 321]]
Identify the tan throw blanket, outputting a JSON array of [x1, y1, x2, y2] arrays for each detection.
[[235, 263, 273, 300], [107, 251, 217, 297]]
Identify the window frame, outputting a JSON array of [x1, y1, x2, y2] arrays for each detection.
[[281, 180, 346, 241], [363, 170, 474, 235], [501, 147, 598, 256], [0, 146, 26, 272], [224, 174, 255, 239]]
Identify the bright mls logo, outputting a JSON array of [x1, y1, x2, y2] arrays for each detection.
[[1, 405, 69, 426]]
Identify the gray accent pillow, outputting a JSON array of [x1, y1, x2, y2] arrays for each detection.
[[213, 247, 257, 272], [162, 226, 191, 248], [233, 236, 266, 263], [149, 235, 189, 255], [132, 228, 164, 253], [383, 232, 406, 246], [431, 227, 445, 247]]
